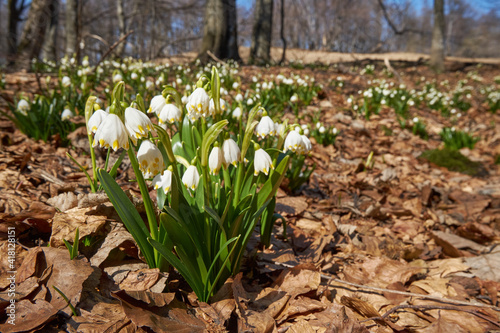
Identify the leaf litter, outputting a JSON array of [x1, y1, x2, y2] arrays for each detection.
[[1, 62, 500, 332]]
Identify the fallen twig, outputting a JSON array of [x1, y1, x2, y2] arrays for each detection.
[[93, 30, 134, 71]]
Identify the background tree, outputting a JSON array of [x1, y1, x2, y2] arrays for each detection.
[[430, 0, 446, 72], [198, 0, 240, 62], [250, 0, 273, 64], [7, 0, 29, 65], [65, 0, 79, 57], [41, 0, 59, 62]]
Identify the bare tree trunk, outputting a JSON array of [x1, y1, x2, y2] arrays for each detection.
[[42, 0, 59, 62], [430, 0, 445, 72], [115, 0, 127, 57], [250, 0, 273, 64], [7, 0, 28, 65], [65, 0, 78, 56], [17, 0, 53, 67], [198, 0, 240, 62]]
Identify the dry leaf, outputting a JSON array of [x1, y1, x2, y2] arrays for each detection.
[[273, 264, 321, 296], [464, 251, 500, 282], [0, 299, 58, 333], [119, 268, 160, 291]]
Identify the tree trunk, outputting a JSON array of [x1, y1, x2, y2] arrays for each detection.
[[250, 0, 273, 64], [115, 0, 127, 57], [41, 0, 59, 62], [7, 0, 27, 65], [17, 0, 53, 67], [198, 0, 240, 62], [430, 0, 445, 72], [65, 0, 78, 56]]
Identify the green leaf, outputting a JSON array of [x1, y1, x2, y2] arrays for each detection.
[[257, 155, 290, 208], [201, 120, 228, 167], [97, 169, 155, 268]]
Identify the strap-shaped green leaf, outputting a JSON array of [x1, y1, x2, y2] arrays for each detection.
[[257, 155, 290, 208], [98, 169, 155, 267], [201, 119, 228, 167]]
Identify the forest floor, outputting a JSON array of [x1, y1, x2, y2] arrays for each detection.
[[0, 56, 500, 332]]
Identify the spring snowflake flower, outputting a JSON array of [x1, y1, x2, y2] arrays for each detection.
[[159, 104, 182, 124], [152, 169, 173, 194], [87, 109, 108, 134], [301, 135, 312, 152], [254, 148, 274, 176], [93, 113, 129, 151], [255, 113, 276, 138], [208, 145, 223, 175], [235, 93, 243, 102], [146, 81, 154, 91], [61, 76, 71, 87], [113, 73, 123, 83], [247, 98, 254, 106], [290, 94, 299, 103], [131, 72, 138, 80], [186, 87, 210, 121], [222, 138, 241, 167], [17, 99, 30, 115], [137, 140, 164, 178], [209, 98, 227, 116], [284, 130, 305, 154], [124, 107, 154, 143], [182, 165, 200, 191], [232, 107, 242, 119], [319, 126, 326, 134], [82, 58, 89, 67], [61, 108, 74, 121], [148, 95, 166, 114]]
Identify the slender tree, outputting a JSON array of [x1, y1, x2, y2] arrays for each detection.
[[198, 0, 240, 62], [41, 0, 59, 62], [430, 0, 445, 72], [250, 0, 273, 64], [7, 0, 29, 65], [65, 0, 78, 56]]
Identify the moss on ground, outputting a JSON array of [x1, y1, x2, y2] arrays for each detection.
[[420, 148, 488, 177]]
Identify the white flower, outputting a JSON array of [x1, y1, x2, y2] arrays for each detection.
[[153, 169, 172, 194], [181, 95, 189, 104], [284, 130, 304, 154], [148, 95, 166, 114], [208, 146, 223, 175], [17, 99, 30, 115], [113, 73, 123, 83], [247, 98, 254, 105], [82, 58, 89, 67], [137, 140, 164, 178], [61, 76, 71, 87], [209, 98, 227, 116], [232, 82, 239, 89], [61, 108, 74, 121], [254, 148, 274, 176], [235, 93, 243, 102], [319, 126, 325, 134], [186, 87, 210, 121], [255, 115, 276, 138], [146, 81, 154, 90], [93, 113, 129, 151], [87, 109, 108, 134], [301, 135, 312, 152], [232, 107, 242, 119], [124, 107, 154, 143], [158, 104, 182, 124], [222, 138, 241, 167], [182, 165, 200, 191], [332, 127, 338, 135], [413, 117, 419, 123], [290, 94, 299, 103], [131, 72, 138, 80]]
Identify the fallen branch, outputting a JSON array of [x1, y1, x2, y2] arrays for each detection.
[[206, 50, 227, 66], [93, 30, 134, 71]]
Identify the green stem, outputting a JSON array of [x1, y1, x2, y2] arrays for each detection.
[[233, 163, 245, 206], [88, 134, 98, 193], [126, 145, 158, 243]]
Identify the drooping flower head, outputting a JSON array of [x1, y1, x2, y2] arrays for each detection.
[[124, 107, 154, 143], [137, 140, 165, 178], [255, 112, 276, 138], [153, 169, 173, 194], [87, 109, 108, 134], [148, 95, 166, 115], [254, 145, 274, 176], [208, 145, 223, 175], [17, 99, 30, 116], [209, 98, 227, 116], [158, 104, 182, 124], [283, 130, 305, 154], [61, 108, 74, 121], [182, 165, 200, 191], [61, 76, 71, 88], [186, 87, 210, 122], [222, 138, 241, 168], [93, 113, 129, 151]]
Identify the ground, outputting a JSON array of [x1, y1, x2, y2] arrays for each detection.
[[0, 55, 499, 332]]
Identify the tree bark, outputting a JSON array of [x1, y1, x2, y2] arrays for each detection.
[[65, 0, 78, 56], [198, 0, 240, 62], [7, 0, 28, 65], [115, 0, 127, 57], [41, 0, 59, 62], [17, 0, 53, 67], [250, 0, 273, 64], [430, 0, 445, 72]]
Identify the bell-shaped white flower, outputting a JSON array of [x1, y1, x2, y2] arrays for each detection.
[[148, 95, 166, 114], [232, 107, 242, 119], [87, 109, 108, 134], [208, 146, 223, 175], [153, 169, 173, 194], [209, 98, 227, 116], [186, 87, 210, 121], [284, 130, 304, 154], [93, 113, 129, 151], [137, 140, 165, 178], [182, 165, 200, 191], [61, 76, 71, 87], [124, 107, 154, 143], [255, 114, 276, 138], [301, 135, 312, 152], [17, 99, 30, 115], [61, 108, 74, 121], [254, 148, 274, 176], [158, 104, 182, 124], [222, 138, 241, 168], [113, 73, 123, 83]]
